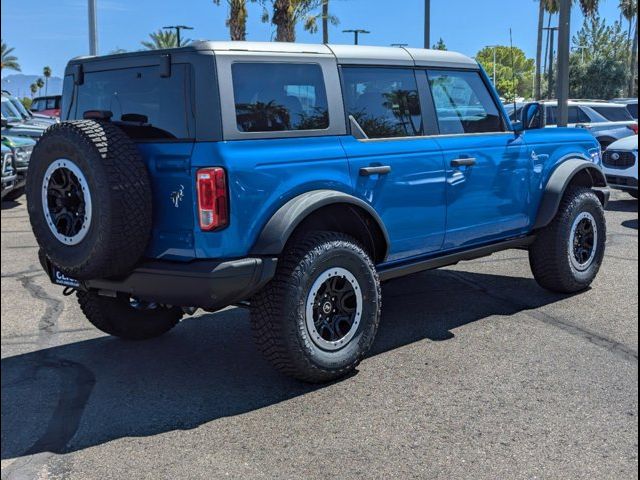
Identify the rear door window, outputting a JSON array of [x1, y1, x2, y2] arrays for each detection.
[[427, 70, 503, 134], [568, 107, 590, 124], [342, 67, 423, 138], [232, 63, 329, 133], [75, 64, 194, 139]]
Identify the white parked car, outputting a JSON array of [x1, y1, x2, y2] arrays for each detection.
[[603, 136, 638, 199]]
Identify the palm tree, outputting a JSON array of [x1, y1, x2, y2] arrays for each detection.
[[36, 78, 45, 96], [43, 66, 52, 96], [141, 30, 191, 50], [536, 0, 600, 99], [305, 0, 339, 43], [620, 0, 638, 95], [213, 0, 251, 41], [259, 0, 324, 42], [1, 40, 21, 72], [29, 83, 38, 98]]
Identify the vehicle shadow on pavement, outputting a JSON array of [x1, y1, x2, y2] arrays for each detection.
[[606, 197, 638, 213], [1, 270, 570, 460], [0, 199, 23, 210]]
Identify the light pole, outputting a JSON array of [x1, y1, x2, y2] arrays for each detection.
[[572, 45, 588, 64], [424, 0, 430, 49], [556, 0, 571, 127], [88, 0, 98, 56], [163, 25, 194, 47], [488, 45, 500, 86], [343, 29, 370, 45]]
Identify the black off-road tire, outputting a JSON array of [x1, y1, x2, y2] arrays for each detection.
[[26, 120, 152, 280], [529, 187, 606, 293], [77, 291, 182, 340], [250, 231, 381, 383], [4, 186, 25, 201]]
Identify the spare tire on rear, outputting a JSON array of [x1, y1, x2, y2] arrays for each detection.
[[26, 120, 152, 280]]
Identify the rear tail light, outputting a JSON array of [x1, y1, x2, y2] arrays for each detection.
[[196, 167, 228, 231], [628, 123, 638, 135]]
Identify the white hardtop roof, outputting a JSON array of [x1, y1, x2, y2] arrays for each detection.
[[192, 41, 478, 69], [542, 100, 628, 107]]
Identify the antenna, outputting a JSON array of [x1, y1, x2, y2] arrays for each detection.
[[509, 28, 517, 117]]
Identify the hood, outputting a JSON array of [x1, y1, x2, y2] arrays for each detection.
[[2, 135, 37, 149], [607, 135, 638, 152]]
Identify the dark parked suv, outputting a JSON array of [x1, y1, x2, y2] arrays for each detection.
[[27, 42, 609, 382]]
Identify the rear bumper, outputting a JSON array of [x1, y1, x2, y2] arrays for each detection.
[[45, 257, 278, 310], [605, 175, 638, 191]]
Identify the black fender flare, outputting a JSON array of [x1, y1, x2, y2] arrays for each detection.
[[250, 190, 390, 259], [533, 159, 610, 230]]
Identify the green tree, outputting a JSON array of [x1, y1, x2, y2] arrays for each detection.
[[29, 83, 38, 98], [1, 40, 21, 72], [43, 66, 52, 96], [213, 0, 252, 40], [20, 97, 32, 110], [258, 0, 325, 42], [476, 45, 535, 101], [432, 38, 447, 50], [619, 0, 638, 95], [141, 30, 191, 50], [569, 15, 630, 98]]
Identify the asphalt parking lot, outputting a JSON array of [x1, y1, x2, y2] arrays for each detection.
[[1, 192, 637, 480]]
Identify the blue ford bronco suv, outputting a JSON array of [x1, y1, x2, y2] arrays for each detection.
[[27, 42, 610, 382]]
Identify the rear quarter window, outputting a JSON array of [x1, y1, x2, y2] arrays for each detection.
[[75, 64, 194, 140], [231, 62, 329, 133], [591, 106, 633, 122]]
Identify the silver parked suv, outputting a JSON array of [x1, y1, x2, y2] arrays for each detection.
[[508, 100, 638, 149]]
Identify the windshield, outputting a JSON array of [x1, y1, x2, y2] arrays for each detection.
[[1, 98, 22, 122], [8, 97, 30, 119]]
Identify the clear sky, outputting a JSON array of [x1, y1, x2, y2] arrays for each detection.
[[0, 0, 626, 78]]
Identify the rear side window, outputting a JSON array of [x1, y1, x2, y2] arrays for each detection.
[[569, 107, 590, 124], [427, 70, 503, 134], [75, 64, 194, 140], [591, 105, 633, 122], [626, 103, 638, 119], [232, 63, 329, 133], [547, 106, 594, 125], [342, 67, 423, 139]]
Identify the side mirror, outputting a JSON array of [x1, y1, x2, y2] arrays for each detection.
[[516, 102, 546, 131]]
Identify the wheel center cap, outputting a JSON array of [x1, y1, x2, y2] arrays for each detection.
[[322, 302, 333, 315]]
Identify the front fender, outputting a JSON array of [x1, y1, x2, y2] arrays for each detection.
[[250, 190, 390, 257], [533, 159, 609, 230]]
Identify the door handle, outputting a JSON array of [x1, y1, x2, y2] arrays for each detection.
[[360, 166, 392, 176], [451, 157, 477, 168]]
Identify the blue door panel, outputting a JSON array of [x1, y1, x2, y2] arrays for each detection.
[[436, 133, 532, 249], [519, 128, 603, 222], [340, 136, 447, 261], [189, 136, 352, 259]]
